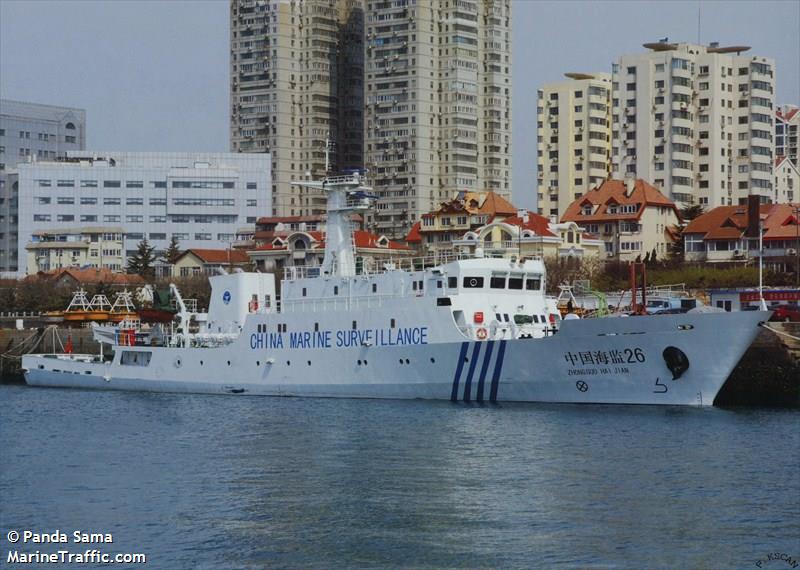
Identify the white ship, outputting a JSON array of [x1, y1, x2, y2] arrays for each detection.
[[23, 171, 769, 406]]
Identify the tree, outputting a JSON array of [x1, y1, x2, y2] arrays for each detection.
[[163, 236, 182, 265], [679, 204, 705, 222], [126, 239, 156, 279], [667, 204, 706, 265]]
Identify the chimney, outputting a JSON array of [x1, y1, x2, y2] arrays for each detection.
[[624, 176, 636, 197], [745, 195, 760, 238]]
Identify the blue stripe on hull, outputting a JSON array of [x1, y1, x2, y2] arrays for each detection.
[[462, 343, 482, 403], [475, 341, 495, 403], [450, 342, 470, 402], [489, 340, 507, 403]]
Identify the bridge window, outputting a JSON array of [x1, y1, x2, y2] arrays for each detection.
[[508, 277, 523, 290], [490, 276, 506, 289], [463, 276, 484, 288], [334, 286, 339, 295], [526, 278, 541, 290], [448, 276, 457, 288], [372, 283, 377, 293], [302, 288, 307, 297]]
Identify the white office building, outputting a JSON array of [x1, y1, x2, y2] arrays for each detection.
[[0, 99, 87, 273], [8, 152, 270, 277], [611, 41, 775, 208]]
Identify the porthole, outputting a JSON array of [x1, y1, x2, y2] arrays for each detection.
[[399, 359, 404, 364], [200, 360, 203, 366], [257, 361, 261, 366], [227, 360, 231, 366], [286, 361, 291, 366], [430, 357, 435, 363], [364, 360, 368, 366], [307, 360, 311, 366], [405, 358, 410, 364], [464, 357, 469, 363], [358, 359, 362, 365]]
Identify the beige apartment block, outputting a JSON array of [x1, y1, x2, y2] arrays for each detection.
[[25, 227, 124, 275], [611, 41, 776, 209], [230, 0, 364, 217], [536, 73, 612, 220], [364, 0, 512, 238]]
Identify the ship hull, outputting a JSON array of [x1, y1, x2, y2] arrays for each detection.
[[22, 311, 767, 406]]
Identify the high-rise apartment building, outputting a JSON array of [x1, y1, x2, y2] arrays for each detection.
[[776, 105, 798, 167], [230, 0, 363, 217], [0, 99, 86, 274], [536, 73, 612, 219], [611, 41, 775, 208], [363, 0, 512, 238]]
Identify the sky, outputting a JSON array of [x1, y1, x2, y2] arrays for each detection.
[[1, 0, 798, 210]]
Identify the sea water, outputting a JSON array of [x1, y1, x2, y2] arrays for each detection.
[[1, 385, 798, 569]]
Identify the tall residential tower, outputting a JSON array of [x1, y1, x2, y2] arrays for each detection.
[[610, 41, 775, 208], [363, 0, 512, 238], [536, 73, 612, 219], [230, 0, 364, 217]]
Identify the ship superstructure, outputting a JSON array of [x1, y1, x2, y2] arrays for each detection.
[[23, 172, 769, 406]]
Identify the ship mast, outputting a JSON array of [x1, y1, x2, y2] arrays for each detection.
[[291, 142, 374, 278]]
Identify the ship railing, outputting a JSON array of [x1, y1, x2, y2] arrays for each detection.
[[324, 174, 361, 185], [283, 250, 545, 282]]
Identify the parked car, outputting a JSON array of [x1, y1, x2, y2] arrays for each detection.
[[769, 304, 800, 322]]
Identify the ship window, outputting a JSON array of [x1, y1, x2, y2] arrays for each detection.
[[418, 280, 424, 290], [390, 318, 396, 328], [334, 286, 339, 295], [496, 313, 502, 322], [120, 351, 152, 366], [508, 277, 523, 290], [437, 280, 443, 289], [448, 276, 457, 288], [314, 322, 319, 332], [302, 287, 307, 297], [352, 320, 357, 329], [463, 276, 484, 288], [526, 278, 541, 290], [264, 295, 271, 308], [412, 281, 418, 290], [514, 314, 534, 324], [372, 283, 377, 293], [532, 315, 540, 323], [490, 277, 506, 289], [503, 314, 510, 322]]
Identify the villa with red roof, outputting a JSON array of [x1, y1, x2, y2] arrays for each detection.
[[404, 191, 518, 254], [452, 210, 604, 261], [560, 178, 680, 261], [247, 229, 412, 275], [775, 156, 799, 204], [683, 203, 800, 272], [776, 105, 798, 167], [173, 248, 252, 277]]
